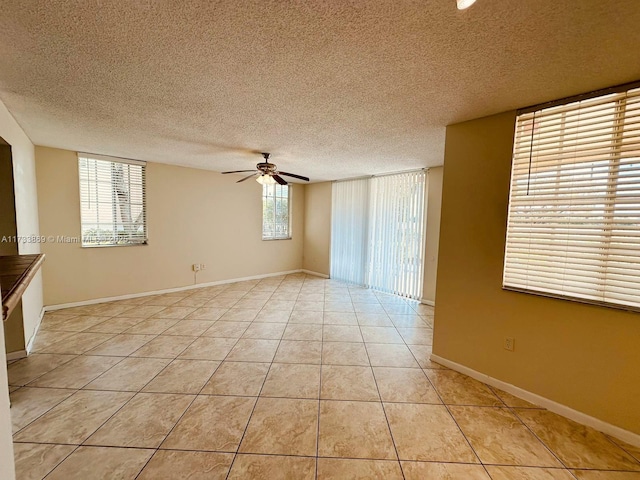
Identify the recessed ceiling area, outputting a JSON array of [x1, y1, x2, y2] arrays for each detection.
[[0, 0, 639, 181]]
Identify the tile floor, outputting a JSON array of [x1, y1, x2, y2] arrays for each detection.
[[7, 273, 640, 479]]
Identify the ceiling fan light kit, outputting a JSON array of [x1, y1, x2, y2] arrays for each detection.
[[256, 174, 276, 185], [222, 152, 310, 186], [457, 0, 477, 10]]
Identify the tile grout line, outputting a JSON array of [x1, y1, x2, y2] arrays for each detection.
[[16, 275, 602, 478], [40, 445, 81, 480], [315, 280, 326, 480], [12, 349, 137, 439], [132, 278, 280, 479], [23, 280, 259, 478], [394, 311, 493, 478], [88, 291, 222, 479], [131, 329, 242, 478], [506, 405, 580, 478], [416, 366, 490, 476], [223, 276, 291, 480], [351, 287, 406, 480]]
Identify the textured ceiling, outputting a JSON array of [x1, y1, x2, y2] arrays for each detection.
[[0, 1, 639, 182]]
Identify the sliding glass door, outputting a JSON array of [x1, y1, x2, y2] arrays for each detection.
[[330, 170, 426, 299]]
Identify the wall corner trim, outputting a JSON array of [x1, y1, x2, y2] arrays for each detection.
[[430, 354, 640, 448], [5, 350, 27, 361], [301, 269, 329, 278], [25, 308, 45, 354]]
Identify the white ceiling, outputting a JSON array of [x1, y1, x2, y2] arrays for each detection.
[[0, 1, 639, 182]]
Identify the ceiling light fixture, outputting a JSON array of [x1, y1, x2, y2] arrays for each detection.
[[222, 152, 310, 186], [457, 0, 477, 9], [256, 174, 276, 185]]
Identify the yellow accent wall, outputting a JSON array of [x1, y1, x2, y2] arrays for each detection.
[[434, 111, 640, 434]]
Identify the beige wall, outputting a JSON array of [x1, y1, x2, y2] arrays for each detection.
[[0, 98, 37, 479], [4, 304, 25, 354], [35, 147, 305, 305], [422, 166, 442, 304], [0, 106, 43, 351], [434, 111, 640, 434], [302, 182, 332, 276]]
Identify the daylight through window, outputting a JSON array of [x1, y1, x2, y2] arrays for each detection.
[[262, 184, 290, 240], [503, 84, 640, 310], [78, 154, 147, 247]]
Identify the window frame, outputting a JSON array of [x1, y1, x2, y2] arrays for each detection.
[[261, 183, 292, 241], [502, 81, 640, 312], [78, 153, 148, 248]]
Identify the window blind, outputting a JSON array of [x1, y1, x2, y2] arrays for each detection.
[[78, 154, 147, 247], [368, 171, 426, 298], [503, 85, 640, 311], [330, 171, 426, 299], [331, 178, 369, 285]]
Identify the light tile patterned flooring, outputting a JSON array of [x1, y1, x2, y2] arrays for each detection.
[[7, 273, 640, 479]]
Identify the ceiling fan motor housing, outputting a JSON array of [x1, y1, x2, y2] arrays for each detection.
[[257, 162, 278, 174]]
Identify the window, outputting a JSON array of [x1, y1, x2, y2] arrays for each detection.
[[78, 153, 147, 247], [262, 184, 290, 240], [503, 83, 640, 311], [330, 170, 426, 299]]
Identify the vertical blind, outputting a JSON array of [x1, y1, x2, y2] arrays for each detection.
[[331, 178, 369, 285], [503, 84, 640, 310], [78, 153, 147, 246], [331, 171, 426, 299]]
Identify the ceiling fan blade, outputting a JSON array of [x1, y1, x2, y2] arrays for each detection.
[[237, 173, 258, 183], [278, 171, 310, 182], [222, 170, 256, 174], [272, 174, 288, 185]]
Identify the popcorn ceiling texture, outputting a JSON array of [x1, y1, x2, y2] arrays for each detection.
[[0, 0, 638, 181]]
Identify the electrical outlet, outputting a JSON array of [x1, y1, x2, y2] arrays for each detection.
[[504, 337, 515, 351], [201, 264, 206, 270], [192, 264, 201, 272]]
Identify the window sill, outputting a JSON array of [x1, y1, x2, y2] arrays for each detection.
[[82, 242, 148, 248], [502, 285, 640, 314]]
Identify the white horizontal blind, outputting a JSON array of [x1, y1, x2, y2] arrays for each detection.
[[331, 178, 369, 285], [78, 154, 147, 246], [262, 184, 290, 240], [330, 171, 426, 299], [503, 85, 640, 310], [368, 171, 426, 299]]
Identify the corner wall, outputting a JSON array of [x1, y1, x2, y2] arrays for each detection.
[[302, 182, 332, 276], [0, 98, 38, 480], [0, 293, 15, 480], [422, 166, 442, 303], [0, 143, 25, 354], [434, 111, 640, 434], [0, 113, 43, 350], [35, 147, 305, 305]]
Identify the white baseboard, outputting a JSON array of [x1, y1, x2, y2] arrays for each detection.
[[6, 350, 27, 361], [301, 269, 330, 279], [25, 308, 45, 354], [44, 269, 327, 312], [420, 299, 435, 306], [430, 354, 640, 448]]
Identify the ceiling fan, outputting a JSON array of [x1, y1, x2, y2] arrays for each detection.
[[222, 153, 310, 185]]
